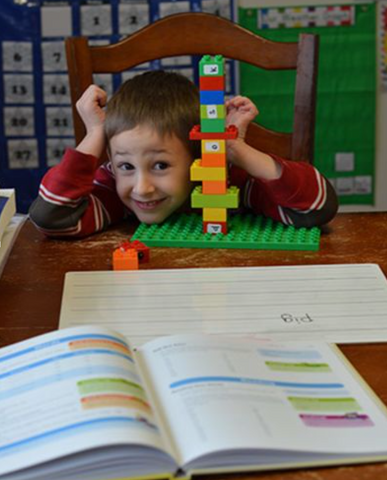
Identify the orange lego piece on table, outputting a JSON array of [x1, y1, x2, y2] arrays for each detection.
[[113, 248, 139, 270]]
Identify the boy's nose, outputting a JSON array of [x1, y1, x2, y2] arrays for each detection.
[[133, 174, 155, 196]]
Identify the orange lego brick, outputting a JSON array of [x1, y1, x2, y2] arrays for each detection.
[[202, 181, 227, 195], [201, 153, 227, 167], [113, 248, 139, 270]]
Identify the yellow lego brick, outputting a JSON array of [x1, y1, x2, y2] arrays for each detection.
[[203, 208, 227, 222], [201, 139, 226, 154], [190, 159, 226, 181]]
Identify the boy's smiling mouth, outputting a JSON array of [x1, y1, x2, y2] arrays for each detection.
[[132, 198, 167, 210]]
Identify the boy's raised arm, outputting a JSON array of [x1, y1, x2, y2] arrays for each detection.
[[225, 96, 282, 181], [75, 85, 107, 160], [226, 96, 338, 228], [29, 86, 125, 238]]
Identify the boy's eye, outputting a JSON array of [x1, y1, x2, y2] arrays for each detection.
[[118, 162, 134, 171], [154, 162, 169, 171]]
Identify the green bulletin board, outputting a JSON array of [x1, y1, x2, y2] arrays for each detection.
[[238, 3, 376, 205]]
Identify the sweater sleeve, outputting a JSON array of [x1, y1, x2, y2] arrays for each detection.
[[29, 148, 126, 238], [229, 155, 338, 228]]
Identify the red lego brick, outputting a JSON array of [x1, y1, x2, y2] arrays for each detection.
[[189, 125, 238, 140], [129, 240, 150, 263], [118, 240, 132, 251], [203, 221, 227, 235], [117, 240, 150, 263], [199, 76, 225, 91]]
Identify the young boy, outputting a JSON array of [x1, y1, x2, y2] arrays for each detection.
[[29, 70, 338, 237]]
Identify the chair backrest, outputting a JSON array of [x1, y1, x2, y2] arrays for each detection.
[[65, 12, 319, 162]]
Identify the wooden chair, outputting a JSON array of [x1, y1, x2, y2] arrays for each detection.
[[65, 12, 319, 162]]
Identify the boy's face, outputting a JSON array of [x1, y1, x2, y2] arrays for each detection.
[[109, 125, 194, 224]]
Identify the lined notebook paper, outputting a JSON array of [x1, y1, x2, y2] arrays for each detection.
[[59, 264, 387, 346]]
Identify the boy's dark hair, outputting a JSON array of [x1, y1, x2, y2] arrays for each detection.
[[105, 70, 200, 159]]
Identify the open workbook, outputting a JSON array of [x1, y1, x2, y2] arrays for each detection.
[[2, 326, 387, 480]]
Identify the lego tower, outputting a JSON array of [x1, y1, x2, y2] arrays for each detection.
[[190, 55, 239, 235]]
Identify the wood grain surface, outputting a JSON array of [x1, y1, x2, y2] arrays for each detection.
[[1, 212, 387, 479]]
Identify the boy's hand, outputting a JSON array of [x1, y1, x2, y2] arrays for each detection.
[[76, 84, 107, 135], [225, 96, 282, 180], [225, 95, 258, 166], [225, 95, 258, 140], [75, 85, 107, 159]]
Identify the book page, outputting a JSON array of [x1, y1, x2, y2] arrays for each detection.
[[60, 264, 387, 345], [0, 325, 174, 477], [136, 334, 387, 468]]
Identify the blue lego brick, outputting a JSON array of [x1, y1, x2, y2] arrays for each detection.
[[131, 213, 320, 251], [200, 90, 225, 105]]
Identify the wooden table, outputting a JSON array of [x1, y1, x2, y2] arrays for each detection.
[[2, 212, 387, 480]]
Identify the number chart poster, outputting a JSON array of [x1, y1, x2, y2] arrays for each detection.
[[239, 3, 376, 205], [0, 0, 236, 213]]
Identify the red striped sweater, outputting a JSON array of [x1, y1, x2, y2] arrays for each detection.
[[29, 149, 338, 238]]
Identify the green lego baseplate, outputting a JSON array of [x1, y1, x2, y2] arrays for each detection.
[[131, 213, 320, 251]]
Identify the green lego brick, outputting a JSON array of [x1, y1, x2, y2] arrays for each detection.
[[200, 105, 225, 120], [191, 186, 239, 209], [131, 213, 320, 251], [200, 119, 226, 133], [199, 54, 224, 77]]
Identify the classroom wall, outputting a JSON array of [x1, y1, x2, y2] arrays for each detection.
[[239, 0, 387, 212], [0, 0, 238, 213], [1, 0, 385, 212]]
